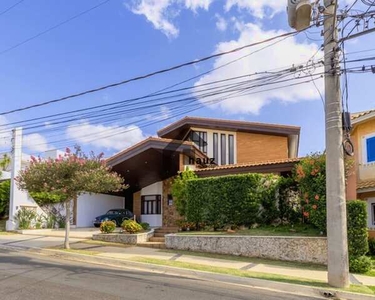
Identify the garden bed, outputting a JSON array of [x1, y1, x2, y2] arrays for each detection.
[[92, 229, 154, 245]]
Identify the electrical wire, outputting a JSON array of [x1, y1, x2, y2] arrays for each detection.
[[0, 0, 24, 17]]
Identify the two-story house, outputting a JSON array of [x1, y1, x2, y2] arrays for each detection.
[[346, 109, 375, 237], [106, 116, 301, 227]]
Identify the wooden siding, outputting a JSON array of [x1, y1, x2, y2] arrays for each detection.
[[236, 132, 288, 164]]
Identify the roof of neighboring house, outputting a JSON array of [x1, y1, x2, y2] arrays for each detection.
[[157, 116, 301, 139], [194, 158, 301, 177], [357, 179, 375, 191], [106, 137, 207, 166], [351, 109, 375, 124]]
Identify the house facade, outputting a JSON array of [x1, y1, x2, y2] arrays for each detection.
[[107, 116, 301, 227], [346, 110, 375, 237]]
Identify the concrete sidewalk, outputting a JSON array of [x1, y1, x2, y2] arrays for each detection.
[[1, 233, 374, 287]]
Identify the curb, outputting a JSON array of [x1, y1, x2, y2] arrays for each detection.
[[1, 244, 374, 300]]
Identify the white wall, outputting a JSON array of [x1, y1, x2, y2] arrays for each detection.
[[76, 193, 124, 227], [140, 181, 163, 227]]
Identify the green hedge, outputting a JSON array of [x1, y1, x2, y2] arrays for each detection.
[[185, 173, 280, 228], [347, 200, 371, 273]]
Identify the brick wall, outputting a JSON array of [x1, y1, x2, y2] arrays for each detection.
[[236, 132, 288, 164]]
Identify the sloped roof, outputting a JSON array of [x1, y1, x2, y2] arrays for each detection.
[[357, 179, 375, 191], [351, 109, 375, 123], [195, 158, 301, 173], [157, 116, 300, 138]]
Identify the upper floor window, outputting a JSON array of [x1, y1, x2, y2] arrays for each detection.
[[221, 134, 226, 165], [366, 135, 375, 163], [190, 131, 207, 153], [228, 134, 234, 164], [213, 133, 218, 164]]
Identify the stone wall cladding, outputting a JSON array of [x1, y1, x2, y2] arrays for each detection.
[[93, 230, 154, 245], [162, 177, 182, 227], [165, 234, 328, 265]]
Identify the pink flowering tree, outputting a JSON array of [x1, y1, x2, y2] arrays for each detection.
[[16, 147, 126, 249]]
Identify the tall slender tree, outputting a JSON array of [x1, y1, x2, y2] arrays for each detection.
[[17, 147, 126, 249]]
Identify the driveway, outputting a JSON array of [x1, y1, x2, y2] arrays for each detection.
[[16, 227, 100, 239], [0, 234, 84, 249]]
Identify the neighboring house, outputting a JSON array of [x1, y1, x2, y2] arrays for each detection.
[[346, 109, 375, 237], [107, 116, 301, 227]]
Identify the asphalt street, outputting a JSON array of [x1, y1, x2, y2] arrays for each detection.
[[0, 248, 323, 300]]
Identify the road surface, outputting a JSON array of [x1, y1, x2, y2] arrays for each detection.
[[0, 248, 322, 300]]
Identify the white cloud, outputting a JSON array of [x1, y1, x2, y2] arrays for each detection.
[[128, 0, 213, 38], [193, 23, 323, 114], [225, 0, 286, 18], [65, 122, 146, 151], [23, 133, 51, 152], [215, 13, 227, 31]]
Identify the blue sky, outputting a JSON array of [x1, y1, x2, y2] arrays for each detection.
[[0, 0, 374, 158]]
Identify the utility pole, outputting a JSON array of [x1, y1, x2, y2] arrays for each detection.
[[323, 0, 350, 288], [6, 127, 23, 231]]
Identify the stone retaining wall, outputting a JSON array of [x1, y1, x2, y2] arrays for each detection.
[[93, 229, 154, 245], [165, 234, 327, 265]]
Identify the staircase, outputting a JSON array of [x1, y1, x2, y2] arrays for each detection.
[[137, 226, 179, 249]]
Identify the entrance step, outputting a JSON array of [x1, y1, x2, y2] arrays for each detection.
[[149, 237, 165, 242], [137, 242, 166, 249]]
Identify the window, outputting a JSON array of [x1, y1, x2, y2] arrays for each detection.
[[190, 131, 207, 153], [366, 136, 375, 163], [372, 203, 375, 226], [141, 195, 161, 215], [228, 134, 234, 164], [213, 133, 218, 164], [221, 134, 226, 165], [167, 194, 173, 206]]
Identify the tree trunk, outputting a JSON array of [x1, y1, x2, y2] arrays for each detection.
[[64, 200, 71, 249]]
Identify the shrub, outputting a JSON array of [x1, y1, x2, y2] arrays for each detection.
[[185, 173, 280, 229], [349, 256, 372, 273], [294, 154, 326, 232], [277, 177, 300, 224], [14, 207, 37, 229], [121, 220, 142, 234], [140, 222, 150, 231], [347, 200, 369, 257], [100, 221, 116, 234], [171, 169, 197, 217], [0, 180, 10, 218], [347, 200, 371, 273], [368, 238, 375, 256]]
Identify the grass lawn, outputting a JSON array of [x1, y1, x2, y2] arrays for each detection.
[[160, 249, 326, 271], [178, 224, 323, 237], [132, 257, 375, 296]]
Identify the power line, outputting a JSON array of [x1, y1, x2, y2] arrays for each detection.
[[0, 0, 111, 56], [0, 30, 303, 116], [0, 0, 24, 17]]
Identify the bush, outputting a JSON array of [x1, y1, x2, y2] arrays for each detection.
[[347, 200, 369, 257], [140, 222, 150, 231], [295, 154, 326, 232], [277, 177, 300, 224], [14, 207, 37, 229], [349, 256, 372, 273], [185, 173, 280, 229], [346, 200, 371, 273], [171, 169, 198, 216], [121, 220, 142, 234], [100, 221, 116, 233], [368, 238, 375, 256], [0, 180, 10, 218]]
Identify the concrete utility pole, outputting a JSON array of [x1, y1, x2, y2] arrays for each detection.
[[6, 127, 23, 231], [323, 0, 350, 288]]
